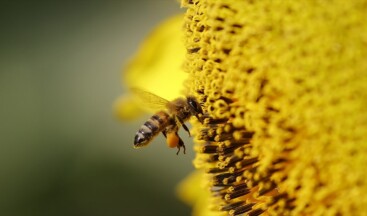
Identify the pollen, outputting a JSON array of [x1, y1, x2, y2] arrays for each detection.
[[166, 132, 179, 148], [181, 0, 367, 215]]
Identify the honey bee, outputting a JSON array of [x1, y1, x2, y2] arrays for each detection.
[[132, 88, 203, 155]]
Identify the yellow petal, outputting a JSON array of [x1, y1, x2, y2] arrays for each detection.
[[176, 171, 225, 216], [113, 95, 144, 121], [115, 14, 188, 120], [124, 14, 187, 100], [176, 170, 204, 206]]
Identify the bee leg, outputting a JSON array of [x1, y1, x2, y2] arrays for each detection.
[[176, 134, 186, 155], [181, 123, 191, 137], [162, 131, 167, 138], [176, 117, 191, 136]]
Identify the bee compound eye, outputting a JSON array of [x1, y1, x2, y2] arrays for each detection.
[[191, 100, 198, 108], [191, 98, 204, 112], [188, 98, 198, 109]]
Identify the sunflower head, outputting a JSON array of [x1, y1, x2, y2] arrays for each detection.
[[179, 0, 367, 215], [116, 1, 367, 215]]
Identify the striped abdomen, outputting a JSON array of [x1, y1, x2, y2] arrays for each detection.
[[134, 111, 170, 148]]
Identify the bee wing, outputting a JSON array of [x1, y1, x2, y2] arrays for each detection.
[[130, 87, 170, 112]]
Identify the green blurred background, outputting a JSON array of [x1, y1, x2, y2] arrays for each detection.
[[0, 1, 194, 215]]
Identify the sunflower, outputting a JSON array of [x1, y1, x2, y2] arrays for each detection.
[[118, 1, 367, 215]]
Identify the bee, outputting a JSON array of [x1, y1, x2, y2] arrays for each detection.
[[132, 88, 203, 155]]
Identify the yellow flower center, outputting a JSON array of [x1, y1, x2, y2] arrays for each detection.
[[181, 0, 367, 215]]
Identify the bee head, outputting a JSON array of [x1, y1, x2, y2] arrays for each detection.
[[187, 96, 204, 121]]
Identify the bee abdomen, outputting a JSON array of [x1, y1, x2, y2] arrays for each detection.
[[134, 111, 170, 148]]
